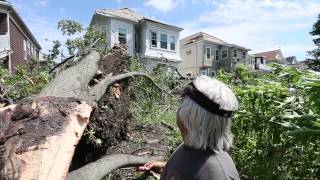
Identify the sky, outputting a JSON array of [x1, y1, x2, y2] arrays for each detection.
[[10, 0, 320, 60]]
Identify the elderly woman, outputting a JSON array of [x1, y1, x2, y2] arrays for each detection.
[[139, 76, 240, 180]]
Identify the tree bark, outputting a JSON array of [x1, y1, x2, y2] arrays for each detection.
[[0, 97, 92, 180], [0, 49, 170, 179], [68, 154, 162, 180]]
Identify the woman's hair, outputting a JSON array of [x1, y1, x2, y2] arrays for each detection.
[[178, 77, 239, 152]]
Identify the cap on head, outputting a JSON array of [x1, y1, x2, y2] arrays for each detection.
[[184, 76, 239, 117]]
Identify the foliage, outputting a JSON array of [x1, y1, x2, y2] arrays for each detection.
[[307, 14, 320, 71], [0, 59, 51, 100], [216, 65, 320, 179], [128, 58, 185, 153], [46, 20, 108, 61]]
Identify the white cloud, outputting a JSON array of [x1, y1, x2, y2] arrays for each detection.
[[34, 0, 49, 7], [145, 0, 183, 12], [180, 0, 320, 60]]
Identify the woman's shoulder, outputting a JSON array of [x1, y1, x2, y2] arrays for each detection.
[[203, 151, 240, 180]]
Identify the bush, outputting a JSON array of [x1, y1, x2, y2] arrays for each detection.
[[217, 65, 320, 179]]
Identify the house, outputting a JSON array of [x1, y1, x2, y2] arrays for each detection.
[[179, 32, 250, 77], [90, 8, 183, 69], [0, 0, 41, 73], [252, 49, 286, 64], [286, 56, 297, 65], [247, 55, 271, 71]]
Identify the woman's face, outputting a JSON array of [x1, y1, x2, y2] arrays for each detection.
[[176, 106, 188, 141]]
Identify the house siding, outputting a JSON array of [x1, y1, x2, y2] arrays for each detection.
[[180, 39, 250, 77], [9, 18, 26, 73], [110, 18, 135, 55], [142, 22, 181, 62]]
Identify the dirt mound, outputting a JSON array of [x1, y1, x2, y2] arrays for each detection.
[[70, 46, 133, 170]]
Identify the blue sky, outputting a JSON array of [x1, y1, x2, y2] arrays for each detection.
[[10, 0, 320, 60]]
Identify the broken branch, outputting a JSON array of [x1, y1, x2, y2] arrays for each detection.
[[67, 154, 162, 180]]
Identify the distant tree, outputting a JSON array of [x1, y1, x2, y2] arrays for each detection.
[[307, 14, 320, 71], [45, 20, 108, 62]]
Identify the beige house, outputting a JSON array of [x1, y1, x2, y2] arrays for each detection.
[[179, 32, 250, 77]]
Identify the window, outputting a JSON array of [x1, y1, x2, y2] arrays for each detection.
[[118, 28, 127, 44], [150, 31, 157, 48], [233, 50, 237, 58], [33, 46, 36, 57], [200, 69, 207, 75], [160, 33, 167, 49], [211, 71, 215, 77], [260, 58, 264, 64], [23, 40, 27, 59], [242, 51, 246, 58], [170, 36, 175, 51], [28, 42, 31, 55], [222, 49, 228, 59], [215, 50, 220, 61], [206, 47, 211, 60]]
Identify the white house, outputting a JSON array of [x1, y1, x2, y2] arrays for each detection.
[[247, 55, 272, 71], [90, 8, 183, 69]]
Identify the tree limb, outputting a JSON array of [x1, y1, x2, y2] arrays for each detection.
[[89, 72, 173, 105], [67, 154, 162, 180]]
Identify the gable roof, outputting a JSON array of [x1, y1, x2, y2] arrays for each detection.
[[253, 49, 284, 61], [96, 8, 142, 23], [0, 0, 41, 49], [181, 32, 250, 50], [95, 8, 183, 31], [286, 56, 297, 64]]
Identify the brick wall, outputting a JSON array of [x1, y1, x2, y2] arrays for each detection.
[[9, 18, 27, 73]]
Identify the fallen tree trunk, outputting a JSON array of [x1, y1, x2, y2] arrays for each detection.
[[0, 97, 92, 180], [1, 47, 171, 179], [68, 154, 162, 180]]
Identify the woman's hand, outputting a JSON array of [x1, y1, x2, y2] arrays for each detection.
[[138, 161, 166, 173]]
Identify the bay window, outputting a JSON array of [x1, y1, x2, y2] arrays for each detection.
[[160, 33, 167, 49]]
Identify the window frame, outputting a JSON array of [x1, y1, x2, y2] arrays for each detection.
[[118, 27, 128, 45], [160, 33, 168, 49], [242, 51, 246, 59], [150, 30, 157, 48], [233, 49, 238, 58], [200, 69, 207, 76], [206, 47, 212, 60], [169, 35, 176, 51], [221, 48, 228, 59], [23, 40, 27, 60], [215, 50, 220, 61]]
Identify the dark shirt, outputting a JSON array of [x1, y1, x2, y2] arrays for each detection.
[[161, 144, 240, 180]]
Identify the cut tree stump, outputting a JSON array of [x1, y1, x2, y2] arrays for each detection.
[[0, 97, 92, 180]]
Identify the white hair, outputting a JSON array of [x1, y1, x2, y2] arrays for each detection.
[[178, 76, 239, 152]]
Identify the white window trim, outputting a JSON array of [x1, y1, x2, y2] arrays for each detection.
[[117, 27, 128, 45], [242, 51, 246, 59], [160, 33, 168, 50], [206, 47, 212, 60], [221, 48, 228, 59], [23, 40, 27, 60], [149, 28, 177, 52], [150, 30, 157, 48], [169, 35, 176, 51], [215, 50, 220, 61], [233, 49, 238, 58]]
